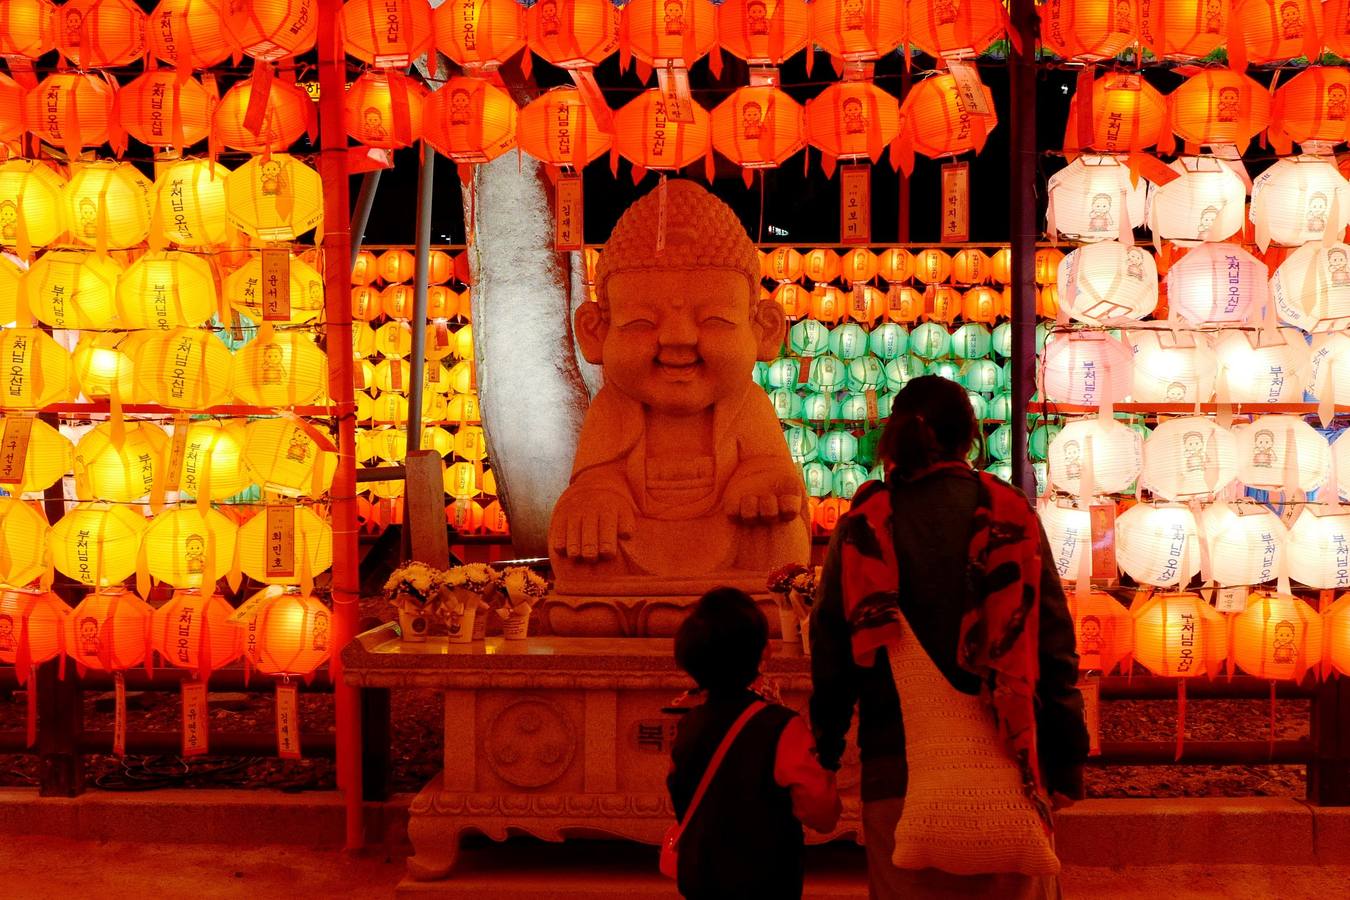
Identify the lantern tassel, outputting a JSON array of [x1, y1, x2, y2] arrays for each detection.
[[113, 671, 127, 758], [25, 664, 37, 748], [1174, 679, 1186, 762]]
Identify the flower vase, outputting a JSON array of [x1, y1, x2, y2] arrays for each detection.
[[502, 607, 532, 640], [397, 599, 430, 643], [778, 607, 800, 643], [471, 601, 489, 640], [447, 603, 477, 644]]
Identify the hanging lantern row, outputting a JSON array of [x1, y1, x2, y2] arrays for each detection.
[[0, 156, 322, 257], [0, 585, 333, 678]]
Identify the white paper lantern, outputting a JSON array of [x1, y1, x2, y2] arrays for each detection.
[[1234, 415, 1330, 493], [1286, 508, 1350, 589], [1309, 332, 1350, 406], [1046, 154, 1149, 243], [1214, 329, 1311, 403], [1047, 417, 1143, 495], [1141, 417, 1239, 501], [1270, 242, 1350, 334], [1165, 242, 1267, 326], [1249, 155, 1350, 248], [1057, 241, 1158, 324], [1116, 503, 1202, 588], [1199, 503, 1286, 587], [1148, 156, 1248, 245], [1039, 332, 1133, 407], [1127, 329, 1217, 404], [1332, 434, 1350, 500], [1039, 500, 1091, 582]]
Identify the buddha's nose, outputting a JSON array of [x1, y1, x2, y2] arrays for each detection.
[[657, 313, 698, 347]]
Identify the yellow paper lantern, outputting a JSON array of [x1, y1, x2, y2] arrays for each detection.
[[24, 72, 117, 155], [243, 589, 331, 676], [223, 252, 325, 325], [152, 589, 243, 673], [177, 418, 251, 501], [482, 499, 509, 534], [445, 392, 481, 424], [50, 502, 147, 588], [117, 250, 218, 330], [65, 588, 153, 670], [230, 0, 318, 60], [0, 589, 68, 669], [71, 332, 135, 401], [117, 70, 213, 150], [231, 333, 327, 407], [342, 0, 433, 66], [153, 159, 232, 248], [454, 425, 488, 462], [374, 320, 413, 357], [73, 421, 167, 503], [0, 0, 57, 58], [143, 506, 237, 588], [23, 249, 122, 330], [237, 507, 333, 585], [367, 477, 404, 500], [0, 328, 74, 409], [64, 162, 154, 251], [1233, 593, 1322, 680], [147, 0, 233, 69], [0, 255, 23, 325], [0, 416, 70, 493], [242, 416, 336, 498], [132, 327, 233, 409], [1131, 591, 1225, 677], [371, 391, 409, 425], [444, 460, 479, 499], [224, 153, 324, 242], [0, 498, 49, 587]]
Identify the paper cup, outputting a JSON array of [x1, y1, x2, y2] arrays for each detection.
[[447, 604, 476, 644], [778, 607, 800, 643], [472, 602, 489, 640], [398, 608, 429, 643], [502, 609, 531, 640]]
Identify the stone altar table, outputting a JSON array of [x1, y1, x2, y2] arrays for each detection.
[[342, 625, 862, 880]]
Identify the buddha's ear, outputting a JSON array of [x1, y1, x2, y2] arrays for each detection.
[[751, 295, 787, 362], [574, 302, 607, 364]]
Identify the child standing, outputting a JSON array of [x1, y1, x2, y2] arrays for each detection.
[[667, 588, 841, 899]]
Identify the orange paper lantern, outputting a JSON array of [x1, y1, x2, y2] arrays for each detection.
[[424, 76, 518, 165], [1131, 591, 1226, 677], [56, 0, 147, 68], [118, 70, 213, 151], [525, 0, 622, 69], [518, 86, 615, 168], [66, 589, 153, 671], [0, 0, 56, 58], [711, 85, 806, 170], [1328, 0, 1350, 58], [1326, 592, 1350, 675], [805, 80, 902, 162], [230, 0, 318, 61], [1070, 591, 1133, 674], [341, 0, 434, 67], [899, 72, 996, 161], [344, 70, 427, 150], [1235, 0, 1323, 64], [0, 75, 23, 143], [244, 589, 331, 676], [1143, 0, 1231, 59], [1270, 67, 1350, 150], [810, 0, 905, 61], [147, 0, 233, 70], [1233, 592, 1322, 681], [434, 0, 527, 71], [152, 589, 243, 673], [1065, 72, 1167, 154], [717, 0, 810, 65], [1168, 69, 1271, 150], [623, 0, 717, 66], [24, 72, 117, 154], [906, 0, 1006, 59], [879, 248, 914, 283], [1040, 0, 1137, 61], [0, 589, 68, 670], [213, 77, 314, 153], [377, 248, 416, 284], [614, 88, 711, 172]]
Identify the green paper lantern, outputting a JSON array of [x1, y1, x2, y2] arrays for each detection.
[[876, 391, 895, 418], [846, 356, 886, 392], [767, 388, 803, 420], [832, 463, 869, 499], [868, 323, 909, 360], [926, 359, 961, 382], [858, 428, 883, 467], [765, 357, 800, 389], [788, 319, 831, 356], [987, 391, 1012, 422], [985, 462, 1013, 483], [807, 355, 849, 392], [951, 323, 992, 360], [832, 392, 870, 423], [987, 424, 1013, 461], [909, 322, 951, 360], [802, 461, 832, 497], [801, 392, 833, 422], [884, 356, 926, 392], [991, 322, 1011, 359], [784, 426, 819, 463], [967, 391, 988, 422], [820, 429, 859, 464], [752, 361, 769, 388], [828, 322, 869, 360], [959, 359, 1005, 394], [1029, 423, 1061, 462]]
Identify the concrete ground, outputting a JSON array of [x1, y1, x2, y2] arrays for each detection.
[[1, 833, 1347, 900]]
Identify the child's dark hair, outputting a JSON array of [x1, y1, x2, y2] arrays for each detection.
[[675, 587, 768, 693], [877, 374, 979, 479]]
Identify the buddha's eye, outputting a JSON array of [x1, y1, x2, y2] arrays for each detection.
[[700, 316, 736, 327], [618, 318, 656, 330]]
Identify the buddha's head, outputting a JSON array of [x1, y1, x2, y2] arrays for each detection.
[[578, 180, 784, 415]]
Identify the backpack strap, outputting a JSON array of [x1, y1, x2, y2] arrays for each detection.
[[671, 701, 767, 839]]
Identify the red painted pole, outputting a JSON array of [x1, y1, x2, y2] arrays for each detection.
[[316, 0, 364, 851]]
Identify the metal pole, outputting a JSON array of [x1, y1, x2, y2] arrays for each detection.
[[316, 0, 364, 852], [406, 145, 436, 453], [1008, 0, 1039, 497], [350, 170, 383, 271]]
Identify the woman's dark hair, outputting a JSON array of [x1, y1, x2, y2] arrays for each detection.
[[878, 375, 979, 479], [675, 587, 768, 693]]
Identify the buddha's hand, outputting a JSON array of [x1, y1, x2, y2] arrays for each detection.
[[549, 489, 636, 561], [723, 470, 804, 522]]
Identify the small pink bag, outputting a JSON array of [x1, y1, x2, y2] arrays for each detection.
[[660, 701, 767, 880]]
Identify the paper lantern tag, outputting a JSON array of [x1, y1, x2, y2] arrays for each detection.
[[1213, 586, 1248, 614], [265, 505, 297, 579], [181, 680, 209, 757], [1089, 502, 1117, 584], [275, 682, 301, 760], [555, 174, 584, 251], [656, 62, 695, 124], [864, 389, 879, 425], [946, 60, 992, 117], [840, 165, 870, 245], [1077, 675, 1101, 757], [0, 415, 35, 485], [257, 248, 293, 322], [162, 414, 190, 495], [797, 355, 812, 385], [226, 589, 273, 626], [941, 162, 970, 243], [113, 672, 127, 758]]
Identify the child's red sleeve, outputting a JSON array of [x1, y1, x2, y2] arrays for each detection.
[[773, 714, 842, 834]]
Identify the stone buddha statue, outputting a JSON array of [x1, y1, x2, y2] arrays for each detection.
[[548, 180, 810, 603]]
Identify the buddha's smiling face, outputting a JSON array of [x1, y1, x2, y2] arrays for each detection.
[[600, 269, 759, 415]]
